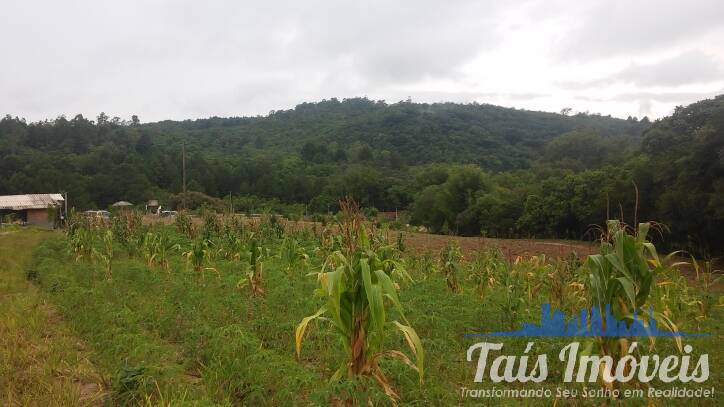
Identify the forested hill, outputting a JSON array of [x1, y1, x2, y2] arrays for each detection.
[[1, 96, 722, 254], [145, 98, 647, 169]]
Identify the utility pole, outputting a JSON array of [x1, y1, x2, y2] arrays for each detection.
[[64, 191, 68, 227], [182, 142, 187, 211]]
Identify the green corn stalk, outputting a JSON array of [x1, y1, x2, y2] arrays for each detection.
[[111, 210, 143, 246], [174, 211, 194, 238], [237, 238, 264, 295], [200, 210, 220, 241], [182, 238, 214, 273], [70, 226, 94, 262], [586, 221, 681, 338], [141, 232, 156, 266], [93, 230, 114, 279], [544, 256, 585, 313], [467, 249, 504, 299], [219, 235, 245, 261], [496, 260, 526, 330], [409, 250, 436, 281], [584, 220, 684, 389], [660, 257, 722, 331], [140, 231, 180, 270], [295, 201, 423, 403], [278, 236, 309, 274], [440, 240, 461, 292], [525, 255, 547, 302]]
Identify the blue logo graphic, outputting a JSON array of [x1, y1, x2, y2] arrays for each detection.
[[466, 304, 709, 337]]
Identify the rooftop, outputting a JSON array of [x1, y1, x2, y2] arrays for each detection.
[[0, 193, 64, 210]]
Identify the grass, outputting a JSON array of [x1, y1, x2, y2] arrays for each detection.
[[0, 228, 105, 406], [4, 221, 723, 405]]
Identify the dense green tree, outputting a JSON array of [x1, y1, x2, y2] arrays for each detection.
[[0, 96, 721, 254]]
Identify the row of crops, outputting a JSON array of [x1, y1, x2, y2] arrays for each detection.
[[30, 200, 721, 405]]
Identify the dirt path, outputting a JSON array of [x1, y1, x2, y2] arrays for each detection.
[[395, 231, 597, 260], [0, 228, 106, 406]]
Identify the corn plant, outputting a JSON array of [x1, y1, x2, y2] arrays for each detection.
[[217, 234, 245, 261], [439, 240, 461, 292], [64, 208, 79, 237], [221, 214, 244, 237], [142, 232, 156, 266], [543, 255, 585, 313], [655, 258, 722, 332], [200, 210, 220, 241], [69, 225, 94, 262], [315, 227, 345, 263], [586, 221, 681, 335], [182, 238, 214, 273], [111, 210, 143, 246], [690, 258, 722, 323], [93, 230, 114, 278], [278, 236, 309, 274], [653, 263, 700, 332], [467, 249, 504, 299], [405, 250, 436, 280], [142, 231, 180, 270], [237, 238, 264, 296], [584, 220, 684, 389], [496, 260, 527, 330], [514, 255, 546, 303], [174, 211, 194, 238], [295, 200, 423, 402]]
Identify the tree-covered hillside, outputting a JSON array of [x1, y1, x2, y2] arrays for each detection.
[[1, 96, 722, 254], [146, 98, 646, 169]]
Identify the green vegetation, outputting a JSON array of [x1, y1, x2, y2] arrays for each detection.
[[3, 96, 722, 255], [440, 240, 462, 292], [583, 221, 685, 390], [9, 207, 721, 405], [296, 200, 423, 402], [0, 229, 104, 405]]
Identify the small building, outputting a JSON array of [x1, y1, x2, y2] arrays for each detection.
[[0, 193, 65, 228], [111, 201, 134, 208], [146, 199, 160, 214]]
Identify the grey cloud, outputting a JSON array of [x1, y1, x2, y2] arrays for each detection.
[[1, 0, 723, 121], [560, 50, 724, 89], [614, 51, 723, 87], [609, 90, 724, 103], [555, 0, 724, 61], [375, 90, 550, 104], [0, 0, 508, 121], [573, 90, 721, 103], [283, 1, 505, 84], [614, 90, 724, 116], [574, 89, 723, 116]]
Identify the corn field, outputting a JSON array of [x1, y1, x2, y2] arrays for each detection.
[[34, 205, 721, 405]]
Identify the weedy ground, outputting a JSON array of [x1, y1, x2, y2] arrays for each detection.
[[0, 229, 105, 405], [1, 222, 722, 406]]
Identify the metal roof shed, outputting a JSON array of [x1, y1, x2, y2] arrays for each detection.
[[0, 193, 65, 227]]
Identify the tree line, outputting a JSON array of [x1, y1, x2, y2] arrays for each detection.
[[0, 96, 721, 254]]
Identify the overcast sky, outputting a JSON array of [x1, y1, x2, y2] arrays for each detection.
[[2, 0, 723, 122]]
